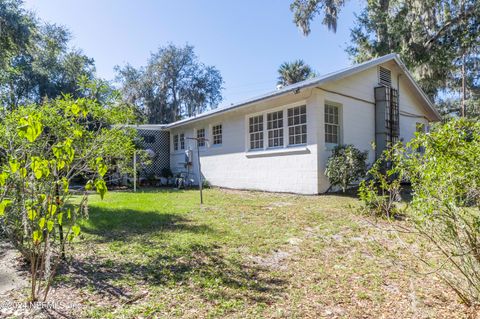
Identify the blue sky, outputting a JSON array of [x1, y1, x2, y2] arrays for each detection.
[[23, 0, 363, 106]]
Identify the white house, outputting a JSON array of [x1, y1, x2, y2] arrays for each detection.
[[136, 54, 441, 194]]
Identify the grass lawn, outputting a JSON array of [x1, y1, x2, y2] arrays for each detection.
[[12, 188, 466, 318]]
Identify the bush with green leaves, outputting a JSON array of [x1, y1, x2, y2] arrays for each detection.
[[358, 147, 403, 219], [325, 144, 368, 192], [0, 93, 137, 301], [360, 119, 480, 306], [403, 119, 480, 306]]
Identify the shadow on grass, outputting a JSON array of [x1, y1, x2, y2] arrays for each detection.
[[62, 243, 286, 305], [324, 184, 414, 203], [63, 205, 286, 305], [80, 206, 213, 242]]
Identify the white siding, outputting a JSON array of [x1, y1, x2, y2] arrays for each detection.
[[168, 61, 436, 194], [170, 91, 320, 194], [315, 61, 432, 192]]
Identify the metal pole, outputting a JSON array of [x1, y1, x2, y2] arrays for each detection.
[[133, 150, 137, 192], [187, 136, 206, 205], [197, 142, 203, 204]]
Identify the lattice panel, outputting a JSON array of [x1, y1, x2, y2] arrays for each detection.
[[137, 129, 170, 177]]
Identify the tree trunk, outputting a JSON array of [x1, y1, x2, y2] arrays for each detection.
[[461, 53, 466, 117]]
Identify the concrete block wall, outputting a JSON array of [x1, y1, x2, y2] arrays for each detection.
[[170, 90, 320, 194], [169, 60, 436, 194]]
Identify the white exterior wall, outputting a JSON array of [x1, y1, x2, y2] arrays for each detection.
[[170, 91, 320, 194], [315, 61, 432, 191], [168, 61, 435, 194]]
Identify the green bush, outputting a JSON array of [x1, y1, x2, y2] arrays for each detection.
[[0, 90, 137, 301], [359, 118, 480, 306], [404, 119, 480, 306], [358, 148, 402, 219], [325, 144, 368, 192]]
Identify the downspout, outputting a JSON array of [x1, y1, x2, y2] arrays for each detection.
[[397, 73, 402, 104]]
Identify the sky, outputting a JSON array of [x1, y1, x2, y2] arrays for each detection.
[[23, 0, 363, 106]]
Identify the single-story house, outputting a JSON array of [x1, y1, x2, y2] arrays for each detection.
[[134, 53, 441, 194]]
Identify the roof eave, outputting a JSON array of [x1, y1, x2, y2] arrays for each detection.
[[392, 56, 442, 122], [166, 53, 442, 129]]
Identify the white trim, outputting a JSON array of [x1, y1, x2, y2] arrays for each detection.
[[210, 123, 223, 147], [172, 133, 179, 152], [194, 127, 207, 148], [286, 104, 307, 147], [179, 132, 185, 150], [245, 101, 308, 152], [392, 56, 441, 120], [324, 100, 342, 145]]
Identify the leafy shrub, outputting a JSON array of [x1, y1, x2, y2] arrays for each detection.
[[0, 91, 137, 301], [360, 119, 480, 306], [358, 148, 403, 219], [325, 144, 368, 192], [403, 119, 480, 306], [202, 179, 211, 188]]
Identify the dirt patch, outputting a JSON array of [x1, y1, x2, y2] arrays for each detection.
[[250, 236, 303, 270], [250, 250, 291, 270], [0, 241, 27, 296], [264, 201, 294, 210]]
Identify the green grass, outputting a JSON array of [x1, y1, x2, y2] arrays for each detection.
[[52, 188, 464, 318]]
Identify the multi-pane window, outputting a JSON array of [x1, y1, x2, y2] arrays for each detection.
[[180, 133, 185, 149], [267, 111, 283, 148], [212, 124, 222, 145], [287, 105, 307, 145], [325, 103, 340, 144], [249, 115, 264, 149], [197, 128, 205, 147], [173, 134, 179, 151]]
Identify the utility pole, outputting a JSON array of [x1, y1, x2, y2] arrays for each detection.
[[187, 137, 208, 204]]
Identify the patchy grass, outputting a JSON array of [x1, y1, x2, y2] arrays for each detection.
[[4, 188, 468, 318]]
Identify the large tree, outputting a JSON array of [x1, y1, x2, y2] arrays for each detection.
[[0, 0, 96, 110], [290, 0, 346, 35], [277, 59, 316, 86], [116, 44, 223, 124], [290, 0, 480, 117]]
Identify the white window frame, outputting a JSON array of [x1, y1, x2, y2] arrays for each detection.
[[180, 133, 185, 150], [324, 101, 342, 147], [196, 128, 206, 147], [245, 101, 307, 152], [287, 105, 307, 146], [173, 134, 179, 151], [267, 110, 284, 148], [248, 114, 264, 150], [211, 124, 222, 146]]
